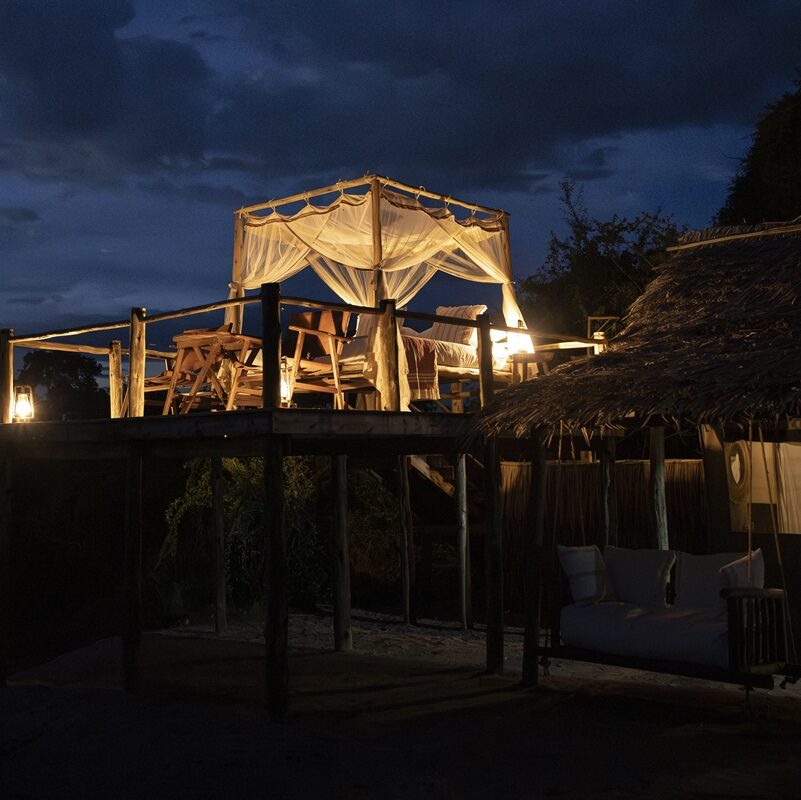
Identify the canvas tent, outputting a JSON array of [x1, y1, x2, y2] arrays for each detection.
[[226, 175, 530, 339]]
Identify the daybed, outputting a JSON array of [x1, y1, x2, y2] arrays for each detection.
[[545, 545, 787, 688]]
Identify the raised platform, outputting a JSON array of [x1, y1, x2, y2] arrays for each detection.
[[0, 408, 474, 459]]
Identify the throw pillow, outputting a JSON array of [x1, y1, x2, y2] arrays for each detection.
[[429, 305, 487, 345], [674, 551, 745, 609], [604, 545, 675, 608], [557, 544, 614, 606]]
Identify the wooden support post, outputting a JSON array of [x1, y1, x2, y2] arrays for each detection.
[[211, 456, 227, 635], [0, 453, 11, 686], [477, 313, 494, 409], [456, 452, 472, 629], [522, 429, 547, 687], [600, 435, 618, 548], [108, 340, 123, 419], [378, 299, 400, 412], [261, 283, 282, 409], [230, 215, 245, 333], [397, 455, 416, 624], [128, 309, 146, 418], [332, 454, 352, 651], [483, 436, 504, 674], [0, 329, 13, 424], [371, 176, 385, 303], [649, 426, 669, 550], [263, 435, 287, 720], [122, 445, 143, 692]]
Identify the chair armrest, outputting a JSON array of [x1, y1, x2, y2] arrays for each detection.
[[725, 586, 787, 673], [287, 324, 354, 342]]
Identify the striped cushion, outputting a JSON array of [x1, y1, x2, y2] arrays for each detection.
[[429, 305, 487, 345]]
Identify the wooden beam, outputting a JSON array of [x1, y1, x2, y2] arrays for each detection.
[[11, 319, 129, 344], [238, 176, 371, 215], [397, 455, 417, 625], [261, 284, 282, 409], [477, 313, 494, 409], [211, 456, 227, 634], [600, 435, 618, 548], [455, 452, 472, 629], [332, 454, 352, 651], [522, 429, 546, 687], [263, 435, 288, 720], [15, 339, 112, 356], [483, 436, 504, 674], [649, 426, 669, 550], [0, 329, 13, 424], [128, 308, 146, 418], [122, 445, 143, 692], [0, 453, 11, 686], [109, 340, 123, 419]]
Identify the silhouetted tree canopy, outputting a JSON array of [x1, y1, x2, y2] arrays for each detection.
[[17, 350, 109, 420], [718, 78, 801, 225], [519, 182, 680, 334]]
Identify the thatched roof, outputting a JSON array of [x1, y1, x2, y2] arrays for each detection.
[[478, 218, 801, 437]]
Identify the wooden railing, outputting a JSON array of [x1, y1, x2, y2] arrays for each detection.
[[1, 283, 601, 422]]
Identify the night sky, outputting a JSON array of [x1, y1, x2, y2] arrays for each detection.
[[0, 1, 799, 337]]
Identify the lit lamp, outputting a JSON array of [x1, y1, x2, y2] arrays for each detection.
[[508, 320, 535, 355], [279, 356, 291, 408], [13, 385, 35, 422]]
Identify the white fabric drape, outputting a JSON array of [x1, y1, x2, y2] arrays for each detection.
[[235, 182, 534, 398]]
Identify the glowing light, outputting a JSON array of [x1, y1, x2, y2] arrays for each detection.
[[13, 385, 34, 422], [280, 356, 292, 407]]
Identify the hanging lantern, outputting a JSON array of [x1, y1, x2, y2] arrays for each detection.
[[13, 385, 35, 422], [279, 356, 291, 407]]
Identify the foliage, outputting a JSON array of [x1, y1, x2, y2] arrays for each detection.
[[160, 456, 402, 615], [161, 456, 331, 612], [16, 350, 108, 420], [718, 78, 801, 225], [519, 181, 681, 334]]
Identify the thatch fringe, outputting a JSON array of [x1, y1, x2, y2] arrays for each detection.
[[477, 222, 801, 437]]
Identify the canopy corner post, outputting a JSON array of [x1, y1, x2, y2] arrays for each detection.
[[371, 176, 385, 303], [0, 328, 14, 424], [477, 313, 494, 409], [230, 214, 245, 333], [378, 299, 400, 412], [649, 426, 669, 550]]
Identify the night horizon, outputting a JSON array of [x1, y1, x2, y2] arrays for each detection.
[[1, 1, 800, 334]]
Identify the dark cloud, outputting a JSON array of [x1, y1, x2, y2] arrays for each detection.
[[0, 207, 39, 225]]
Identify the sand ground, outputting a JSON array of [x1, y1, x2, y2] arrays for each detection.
[[3, 611, 801, 799]]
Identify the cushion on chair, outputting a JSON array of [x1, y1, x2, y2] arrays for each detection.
[[673, 551, 745, 609], [429, 305, 487, 345], [557, 544, 615, 605], [603, 546, 675, 608], [720, 549, 765, 590]]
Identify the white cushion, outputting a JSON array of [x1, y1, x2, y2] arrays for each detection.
[[429, 305, 487, 345], [560, 602, 729, 668], [721, 549, 765, 590], [674, 551, 745, 609], [557, 544, 614, 605], [604, 546, 675, 608]]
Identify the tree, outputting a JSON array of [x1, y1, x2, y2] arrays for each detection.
[[718, 79, 801, 225], [16, 350, 109, 420], [519, 182, 680, 334]]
